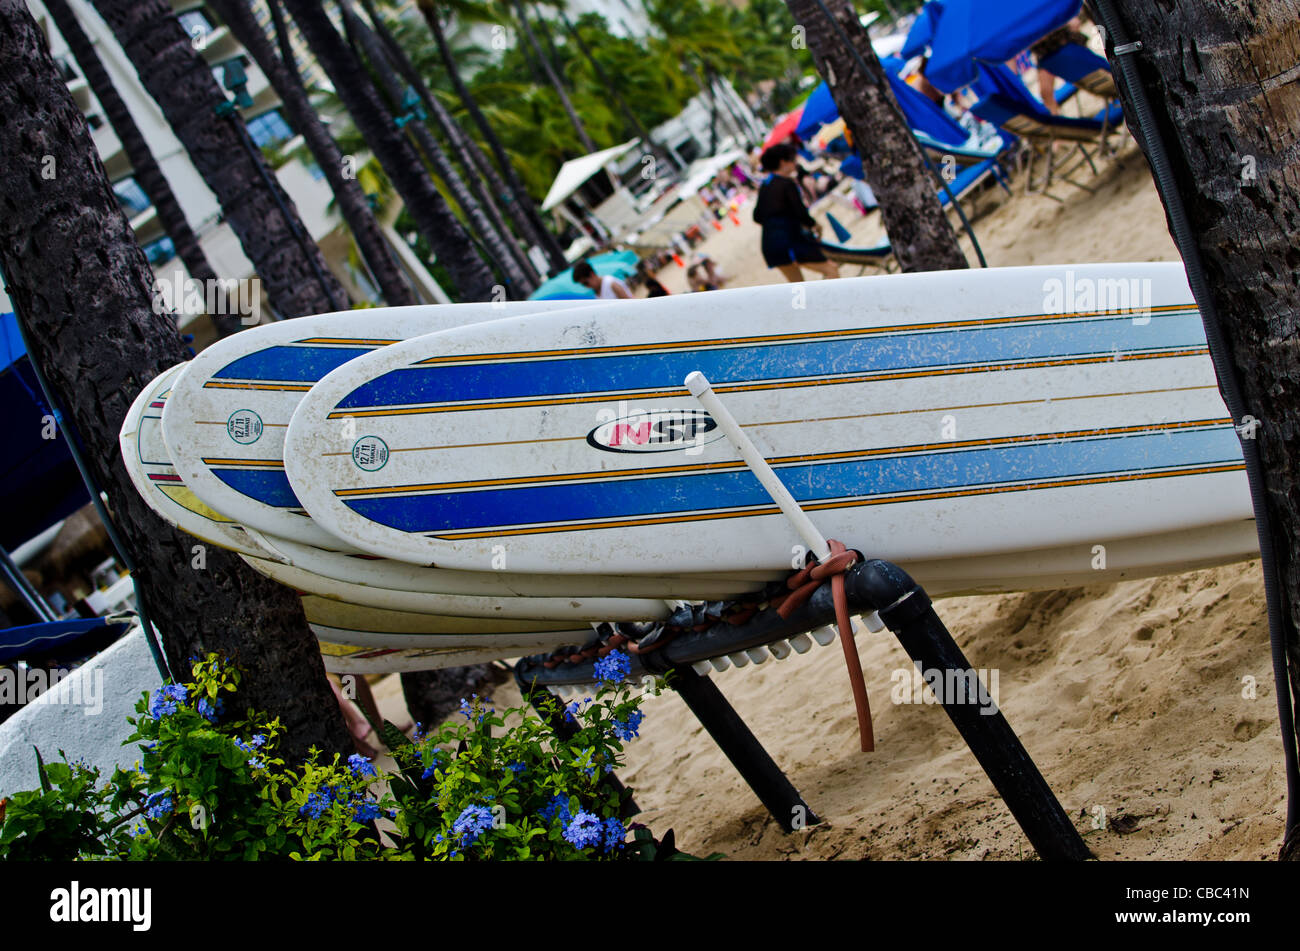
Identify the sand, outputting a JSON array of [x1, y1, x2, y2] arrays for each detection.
[[376, 137, 1287, 860]]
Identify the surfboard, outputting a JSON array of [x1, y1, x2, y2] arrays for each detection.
[[290, 586, 591, 649], [161, 300, 584, 551], [241, 552, 671, 622], [119, 364, 279, 560], [318, 639, 539, 675], [283, 263, 1257, 580], [244, 531, 769, 601]]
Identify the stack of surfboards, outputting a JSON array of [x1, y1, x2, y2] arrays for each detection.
[[120, 263, 1257, 676]]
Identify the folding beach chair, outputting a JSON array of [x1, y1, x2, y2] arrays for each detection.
[[969, 63, 1119, 200], [817, 235, 895, 273], [1038, 42, 1119, 102]]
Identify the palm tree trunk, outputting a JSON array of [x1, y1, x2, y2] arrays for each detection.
[[282, 0, 497, 302], [354, 0, 540, 291], [557, 10, 680, 173], [1097, 0, 1300, 859], [0, 0, 351, 761], [417, 1, 567, 273], [338, 2, 531, 297], [509, 0, 596, 153], [782, 0, 967, 272], [91, 0, 350, 317], [207, 0, 417, 307], [43, 0, 242, 337]]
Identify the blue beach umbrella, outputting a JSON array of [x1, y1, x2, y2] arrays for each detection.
[[900, 1, 944, 59], [528, 249, 640, 301], [924, 0, 1082, 93]]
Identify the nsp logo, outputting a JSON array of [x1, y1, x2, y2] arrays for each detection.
[[587, 408, 723, 454]]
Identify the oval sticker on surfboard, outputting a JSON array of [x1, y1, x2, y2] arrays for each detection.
[[586, 408, 724, 454]]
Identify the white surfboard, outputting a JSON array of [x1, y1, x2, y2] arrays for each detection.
[[119, 364, 280, 560], [318, 639, 541, 674], [293, 588, 590, 649], [244, 531, 769, 601], [161, 300, 584, 550], [283, 263, 1256, 581], [241, 553, 671, 622]]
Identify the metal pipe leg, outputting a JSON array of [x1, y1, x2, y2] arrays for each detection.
[[669, 663, 819, 832]]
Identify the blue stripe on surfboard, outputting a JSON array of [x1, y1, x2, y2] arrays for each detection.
[[341, 426, 1241, 535], [212, 468, 299, 508], [214, 345, 376, 383], [335, 313, 1205, 410]]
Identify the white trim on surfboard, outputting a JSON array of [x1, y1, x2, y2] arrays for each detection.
[[282, 263, 1255, 580]]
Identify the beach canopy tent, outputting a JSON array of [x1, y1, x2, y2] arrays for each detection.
[[763, 109, 804, 149], [924, 0, 1082, 93], [527, 249, 639, 301], [541, 140, 640, 213], [901, 1, 944, 58], [675, 149, 747, 200], [0, 312, 89, 551]]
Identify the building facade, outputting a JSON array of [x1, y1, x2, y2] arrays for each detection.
[[5, 0, 447, 342]]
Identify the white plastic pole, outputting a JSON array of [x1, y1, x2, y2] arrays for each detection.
[[684, 371, 884, 632]]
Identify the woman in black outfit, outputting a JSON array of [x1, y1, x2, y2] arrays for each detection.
[[753, 143, 840, 283]]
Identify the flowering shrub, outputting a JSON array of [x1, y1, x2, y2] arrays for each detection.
[[0, 652, 717, 861]]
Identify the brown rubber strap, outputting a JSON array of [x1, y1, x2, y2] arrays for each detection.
[[822, 540, 874, 751]]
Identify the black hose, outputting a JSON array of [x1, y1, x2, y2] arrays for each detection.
[[1091, 0, 1299, 841]]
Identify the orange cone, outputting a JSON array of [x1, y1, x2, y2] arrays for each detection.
[[672, 253, 685, 267], [712, 219, 723, 231], [729, 211, 741, 227]]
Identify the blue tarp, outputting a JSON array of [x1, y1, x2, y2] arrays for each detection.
[[0, 312, 90, 550], [901, 1, 944, 59], [925, 0, 1082, 93], [527, 250, 640, 301]]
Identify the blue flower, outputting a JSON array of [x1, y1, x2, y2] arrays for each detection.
[[418, 748, 443, 780], [612, 709, 645, 741], [249, 734, 267, 748], [144, 791, 173, 820], [594, 650, 631, 685], [539, 793, 572, 825], [126, 822, 147, 838], [299, 787, 335, 819], [601, 816, 626, 852], [147, 684, 187, 719], [458, 694, 494, 723], [563, 697, 592, 724], [563, 810, 603, 849], [196, 696, 224, 722], [352, 800, 382, 824], [506, 761, 527, 775], [348, 754, 376, 778], [452, 804, 496, 847]]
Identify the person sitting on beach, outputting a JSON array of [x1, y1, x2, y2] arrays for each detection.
[[573, 260, 633, 300], [1030, 18, 1090, 115], [753, 143, 840, 284]]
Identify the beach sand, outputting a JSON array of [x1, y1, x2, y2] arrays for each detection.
[[377, 137, 1286, 859]]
